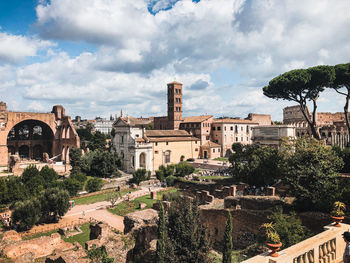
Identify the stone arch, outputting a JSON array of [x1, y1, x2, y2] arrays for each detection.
[[140, 152, 146, 168], [61, 126, 66, 139], [7, 119, 54, 161]]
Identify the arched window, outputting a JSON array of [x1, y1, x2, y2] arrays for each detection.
[[164, 150, 171, 163], [140, 153, 146, 168], [33, 126, 43, 140], [18, 125, 30, 140]]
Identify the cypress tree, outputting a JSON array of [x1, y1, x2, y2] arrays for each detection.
[[156, 202, 167, 263], [222, 211, 233, 263]]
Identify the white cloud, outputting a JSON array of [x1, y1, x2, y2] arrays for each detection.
[[0, 32, 53, 64], [2, 0, 349, 119]]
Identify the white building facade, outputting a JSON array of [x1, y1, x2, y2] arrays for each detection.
[[211, 119, 258, 157], [94, 118, 114, 134], [112, 117, 153, 173], [252, 125, 296, 147]]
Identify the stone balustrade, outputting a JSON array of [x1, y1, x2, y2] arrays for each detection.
[[242, 223, 349, 263]]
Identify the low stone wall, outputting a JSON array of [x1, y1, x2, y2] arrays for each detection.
[[224, 196, 283, 210]]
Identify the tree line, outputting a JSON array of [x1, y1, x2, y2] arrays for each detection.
[[263, 63, 350, 139], [229, 137, 349, 212]]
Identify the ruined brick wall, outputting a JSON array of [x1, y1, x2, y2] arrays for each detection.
[[246, 113, 272, 126], [317, 112, 346, 125], [224, 196, 283, 210], [200, 208, 270, 249]]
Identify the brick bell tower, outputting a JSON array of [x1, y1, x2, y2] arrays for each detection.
[[167, 81, 183, 130]]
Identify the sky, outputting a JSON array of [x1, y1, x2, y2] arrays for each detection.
[[0, 0, 350, 120]]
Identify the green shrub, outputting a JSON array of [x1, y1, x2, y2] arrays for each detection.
[[174, 162, 195, 177], [131, 168, 147, 185], [166, 175, 176, 186], [86, 178, 104, 193], [63, 178, 83, 196], [70, 171, 87, 183]]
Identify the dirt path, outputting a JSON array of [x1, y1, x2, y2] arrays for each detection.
[[20, 186, 163, 237], [87, 209, 124, 232]]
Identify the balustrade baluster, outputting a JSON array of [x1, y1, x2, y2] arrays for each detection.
[[308, 250, 314, 263]]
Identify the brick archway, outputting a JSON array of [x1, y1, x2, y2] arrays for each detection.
[[0, 103, 80, 165]]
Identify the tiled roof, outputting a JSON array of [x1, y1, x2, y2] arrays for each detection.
[[213, 118, 258, 124], [201, 141, 221, 148], [182, 115, 213, 123], [145, 130, 190, 137], [116, 116, 152, 127]]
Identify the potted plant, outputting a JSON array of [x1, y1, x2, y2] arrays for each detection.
[[261, 222, 282, 257], [330, 201, 346, 227]]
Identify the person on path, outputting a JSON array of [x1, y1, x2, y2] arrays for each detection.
[[343, 231, 350, 263]]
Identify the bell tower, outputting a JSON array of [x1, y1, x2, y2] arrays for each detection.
[[167, 81, 183, 130]]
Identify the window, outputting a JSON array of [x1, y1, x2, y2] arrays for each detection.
[[230, 126, 233, 131], [155, 151, 159, 154], [195, 141, 198, 144], [155, 142, 158, 146], [164, 151, 171, 163], [121, 135, 124, 144], [212, 126, 216, 131], [166, 142, 169, 145], [218, 126, 221, 131], [235, 125, 238, 133], [136, 134, 139, 137], [224, 126, 226, 131], [235, 137, 238, 142], [218, 149, 220, 152], [206, 136, 209, 140], [241, 126, 243, 131], [241, 137, 243, 141], [195, 148, 198, 151], [246, 126, 249, 132], [213, 149, 215, 153]]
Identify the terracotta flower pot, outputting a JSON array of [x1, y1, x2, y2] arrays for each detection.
[[330, 215, 344, 227], [266, 242, 282, 257]]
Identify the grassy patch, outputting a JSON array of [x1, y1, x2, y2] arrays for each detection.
[[23, 229, 58, 240], [63, 223, 90, 247], [73, 188, 136, 205], [214, 157, 229, 162], [199, 175, 227, 180], [109, 188, 178, 216]]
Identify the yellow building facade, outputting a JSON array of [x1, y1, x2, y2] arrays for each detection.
[[146, 130, 200, 171]]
